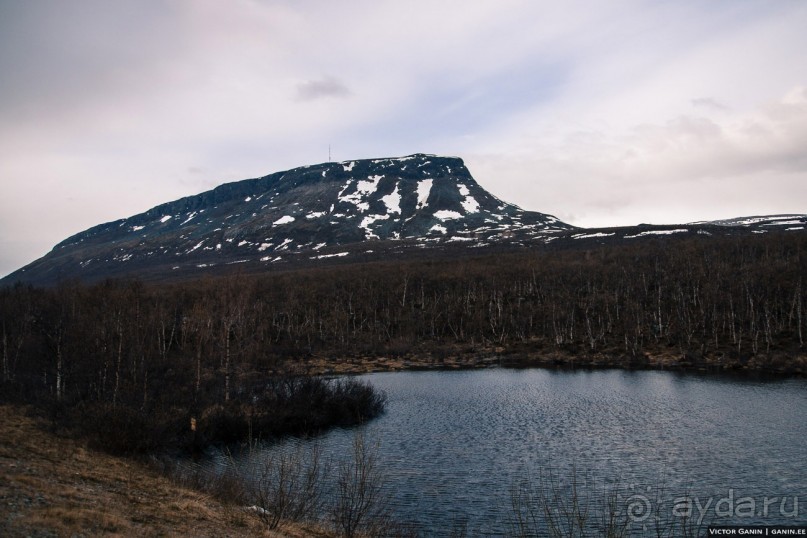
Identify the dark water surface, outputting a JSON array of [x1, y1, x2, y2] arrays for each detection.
[[241, 369, 807, 534]]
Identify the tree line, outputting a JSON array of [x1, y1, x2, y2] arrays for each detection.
[[1, 232, 804, 452]]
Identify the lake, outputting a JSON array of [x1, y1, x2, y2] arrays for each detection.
[[229, 368, 807, 535]]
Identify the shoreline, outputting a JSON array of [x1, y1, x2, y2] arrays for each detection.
[[293, 348, 807, 378]]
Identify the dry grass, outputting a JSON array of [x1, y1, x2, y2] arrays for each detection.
[[0, 404, 329, 537], [296, 352, 502, 375]]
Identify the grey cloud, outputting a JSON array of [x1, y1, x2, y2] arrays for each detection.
[[691, 97, 729, 111], [295, 76, 351, 101], [467, 86, 807, 229], [638, 92, 807, 180]]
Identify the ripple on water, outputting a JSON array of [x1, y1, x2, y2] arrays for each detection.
[[238, 369, 807, 535]]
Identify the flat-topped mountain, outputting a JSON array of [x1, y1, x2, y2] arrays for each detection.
[[3, 154, 574, 285]]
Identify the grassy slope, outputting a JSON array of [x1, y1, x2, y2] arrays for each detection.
[[0, 405, 326, 538]]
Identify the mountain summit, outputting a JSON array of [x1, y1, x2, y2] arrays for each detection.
[[6, 154, 572, 284]]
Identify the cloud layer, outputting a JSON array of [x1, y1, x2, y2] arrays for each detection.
[[1, 0, 805, 276]]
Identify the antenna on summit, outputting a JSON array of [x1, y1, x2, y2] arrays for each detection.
[[328, 144, 331, 162]]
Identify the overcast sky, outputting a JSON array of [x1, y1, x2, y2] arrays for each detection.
[[2, 0, 806, 277]]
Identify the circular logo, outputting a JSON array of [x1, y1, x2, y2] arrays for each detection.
[[626, 494, 652, 522]]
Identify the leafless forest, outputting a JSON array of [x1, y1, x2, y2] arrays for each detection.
[[1, 232, 804, 454]]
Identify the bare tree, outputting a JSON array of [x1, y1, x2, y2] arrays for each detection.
[[332, 432, 389, 538], [251, 443, 327, 529]]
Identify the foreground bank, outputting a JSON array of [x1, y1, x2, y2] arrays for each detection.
[[0, 405, 329, 537]]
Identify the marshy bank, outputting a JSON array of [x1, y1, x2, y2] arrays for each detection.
[[1, 373, 385, 457]]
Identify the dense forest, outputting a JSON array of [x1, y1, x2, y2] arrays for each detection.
[[1, 232, 804, 453]]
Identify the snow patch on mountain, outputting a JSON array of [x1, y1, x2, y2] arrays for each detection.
[[625, 229, 688, 239], [416, 179, 432, 210], [434, 210, 462, 221], [360, 214, 390, 239], [381, 184, 401, 214], [273, 215, 295, 226], [313, 251, 350, 259], [338, 176, 384, 213], [275, 238, 293, 250], [458, 184, 480, 214], [572, 232, 616, 239], [358, 175, 383, 195], [180, 212, 199, 225]]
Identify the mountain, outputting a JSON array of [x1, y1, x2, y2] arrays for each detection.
[[2, 154, 575, 285], [3, 153, 805, 286], [553, 213, 807, 246]]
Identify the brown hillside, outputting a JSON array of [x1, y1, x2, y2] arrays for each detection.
[[0, 405, 323, 537]]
